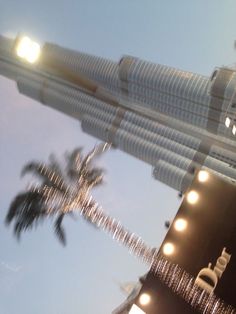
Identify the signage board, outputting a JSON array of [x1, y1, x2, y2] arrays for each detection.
[[134, 171, 236, 313]]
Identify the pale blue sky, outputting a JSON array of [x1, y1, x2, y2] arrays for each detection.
[[1, 1, 236, 313]]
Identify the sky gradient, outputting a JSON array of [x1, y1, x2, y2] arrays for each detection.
[[1, 1, 236, 313]]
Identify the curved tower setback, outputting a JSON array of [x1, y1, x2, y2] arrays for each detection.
[[0, 34, 236, 193]]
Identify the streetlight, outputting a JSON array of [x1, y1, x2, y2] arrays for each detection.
[[15, 36, 41, 64]]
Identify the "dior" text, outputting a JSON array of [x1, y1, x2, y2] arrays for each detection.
[[195, 247, 231, 293]]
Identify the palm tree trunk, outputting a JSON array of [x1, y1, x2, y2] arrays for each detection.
[[81, 198, 236, 314]]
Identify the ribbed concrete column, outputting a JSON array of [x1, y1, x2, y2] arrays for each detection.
[[153, 160, 193, 192], [0, 35, 14, 57], [119, 117, 236, 179], [41, 43, 120, 88], [118, 56, 236, 140], [119, 56, 210, 104], [121, 111, 236, 167], [16, 74, 236, 176], [82, 114, 236, 180], [17, 75, 117, 121]]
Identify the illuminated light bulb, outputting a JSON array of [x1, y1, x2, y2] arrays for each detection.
[[186, 190, 199, 205], [25, 41, 40, 63], [163, 242, 175, 256], [16, 36, 31, 58], [15, 36, 41, 64], [232, 125, 236, 135], [225, 117, 231, 128], [198, 170, 209, 183], [174, 218, 187, 232], [139, 293, 151, 306], [129, 304, 146, 314]]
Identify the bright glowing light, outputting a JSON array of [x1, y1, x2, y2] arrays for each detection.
[[198, 170, 209, 183], [163, 242, 175, 256], [16, 36, 31, 58], [139, 293, 151, 306], [225, 117, 231, 128], [129, 304, 146, 314], [232, 125, 236, 135], [186, 190, 199, 205], [16, 36, 41, 63], [174, 218, 187, 232]]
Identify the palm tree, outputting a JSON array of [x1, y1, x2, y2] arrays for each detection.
[[5, 143, 235, 314]]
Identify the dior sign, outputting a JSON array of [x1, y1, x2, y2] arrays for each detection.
[[138, 171, 236, 313], [195, 247, 231, 293]]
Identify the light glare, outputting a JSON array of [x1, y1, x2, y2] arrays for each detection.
[[174, 218, 187, 232], [16, 36, 41, 64], [186, 190, 199, 205], [225, 117, 231, 128], [129, 304, 146, 314], [198, 170, 209, 183], [163, 242, 175, 256], [233, 125, 236, 135], [16, 36, 31, 58], [139, 293, 151, 306]]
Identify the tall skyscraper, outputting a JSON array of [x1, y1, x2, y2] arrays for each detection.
[[1, 34, 236, 314], [0, 34, 236, 194]]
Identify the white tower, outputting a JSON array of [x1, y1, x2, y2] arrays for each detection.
[[1, 34, 236, 193]]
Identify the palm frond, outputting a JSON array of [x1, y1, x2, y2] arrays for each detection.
[[54, 213, 66, 245], [79, 143, 108, 178], [5, 193, 29, 225], [49, 154, 64, 178], [21, 162, 67, 192], [86, 168, 104, 188], [6, 142, 110, 244], [6, 191, 47, 239], [66, 147, 83, 179]]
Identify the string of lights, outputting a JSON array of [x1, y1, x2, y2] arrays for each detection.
[[2, 33, 236, 313], [78, 196, 236, 314], [22, 144, 235, 313]]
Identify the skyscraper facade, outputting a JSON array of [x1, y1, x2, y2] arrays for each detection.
[[1, 34, 236, 193]]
